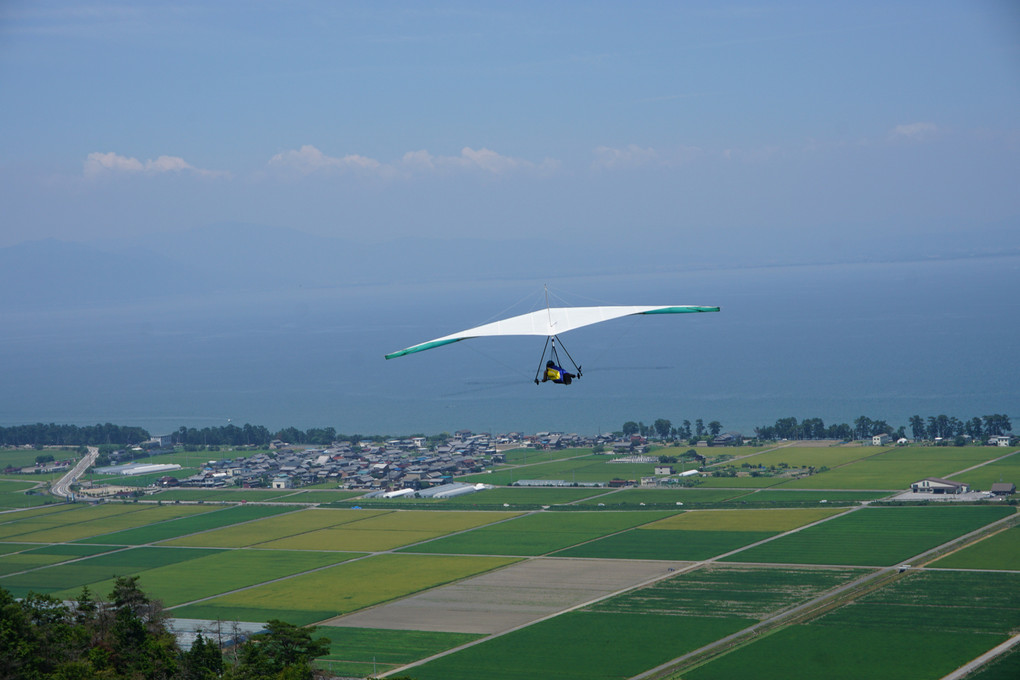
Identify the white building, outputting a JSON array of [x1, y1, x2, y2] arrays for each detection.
[[911, 477, 969, 494], [872, 433, 892, 446]]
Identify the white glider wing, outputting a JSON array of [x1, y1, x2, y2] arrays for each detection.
[[384, 305, 719, 359]]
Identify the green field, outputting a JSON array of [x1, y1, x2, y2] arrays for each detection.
[[727, 445, 887, 469], [0, 479, 55, 509], [6, 504, 216, 543], [692, 475, 786, 489], [929, 524, 1020, 570], [553, 528, 776, 561], [172, 553, 518, 625], [499, 447, 592, 465], [587, 564, 868, 618], [0, 543, 116, 576], [645, 508, 845, 532], [815, 569, 1020, 634], [399, 510, 674, 556], [722, 505, 1015, 566], [0, 503, 157, 541], [159, 507, 390, 548], [726, 489, 892, 504], [553, 508, 846, 561], [681, 623, 997, 680], [672, 570, 1020, 679], [257, 510, 517, 551], [74, 503, 300, 545], [0, 546, 216, 598], [437, 486, 607, 505], [1, 449, 81, 468], [54, 548, 361, 606], [410, 611, 749, 680], [459, 454, 660, 485], [314, 627, 482, 677], [151, 488, 297, 502], [330, 486, 608, 510], [573, 488, 747, 506], [963, 643, 1020, 680], [1, 487, 1015, 679], [780, 446, 1013, 490], [954, 450, 1020, 490], [268, 490, 364, 503]]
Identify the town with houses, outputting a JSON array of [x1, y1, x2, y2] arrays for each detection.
[[6, 428, 1016, 501], [120, 430, 668, 495]]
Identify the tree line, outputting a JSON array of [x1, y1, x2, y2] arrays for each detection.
[[620, 419, 723, 441], [0, 577, 330, 680], [0, 423, 150, 448], [0, 423, 364, 449], [752, 413, 1012, 442]]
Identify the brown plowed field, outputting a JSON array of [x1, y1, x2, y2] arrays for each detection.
[[322, 557, 683, 634]]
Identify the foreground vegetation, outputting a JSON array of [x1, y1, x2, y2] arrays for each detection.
[[0, 576, 330, 680]]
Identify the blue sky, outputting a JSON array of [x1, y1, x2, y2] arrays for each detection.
[[1, 1, 1018, 253]]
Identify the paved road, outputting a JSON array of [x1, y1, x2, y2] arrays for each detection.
[[50, 446, 98, 499]]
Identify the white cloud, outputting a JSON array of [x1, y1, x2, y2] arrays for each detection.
[[400, 149, 436, 171], [84, 151, 227, 178], [269, 145, 553, 177], [592, 144, 658, 169], [268, 144, 387, 175], [891, 122, 938, 140]]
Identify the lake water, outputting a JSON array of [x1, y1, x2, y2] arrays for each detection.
[[1, 256, 1017, 437]]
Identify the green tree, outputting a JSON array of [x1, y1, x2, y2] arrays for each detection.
[[228, 620, 329, 680], [182, 633, 224, 680], [622, 421, 639, 436], [909, 415, 925, 440], [653, 419, 672, 440], [708, 420, 722, 437]]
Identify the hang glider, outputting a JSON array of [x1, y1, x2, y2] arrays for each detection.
[[384, 304, 720, 360]]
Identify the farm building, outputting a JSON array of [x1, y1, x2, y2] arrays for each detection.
[[271, 475, 292, 489], [872, 433, 892, 446], [655, 465, 674, 475], [990, 482, 1016, 496], [911, 477, 970, 495]]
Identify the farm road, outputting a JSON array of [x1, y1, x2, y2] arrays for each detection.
[[50, 446, 98, 499]]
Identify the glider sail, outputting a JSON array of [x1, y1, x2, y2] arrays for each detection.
[[384, 305, 720, 360]]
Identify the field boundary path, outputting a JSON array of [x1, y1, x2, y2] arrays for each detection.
[[946, 448, 1019, 479], [939, 632, 1020, 680], [637, 508, 1020, 680]]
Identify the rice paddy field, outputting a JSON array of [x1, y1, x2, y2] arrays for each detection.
[[331, 486, 609, 510], [779, 446, 1013, 490], [681, 570, 1020, 680], [573, 487, 747, 506], [722, 505, 1015, 566], [0, 443, 1017, 679], [314, 627, 483, 677], [0, 479, 52, 508], [552, 508, 845, 561], [955, 450, 1020, 490], [928, 524, 1020, 570], [397, 510, 673, 556]]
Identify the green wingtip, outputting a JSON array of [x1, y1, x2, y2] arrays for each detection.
[[641, 305, 720, 315], [385, 338, 463, 359]]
